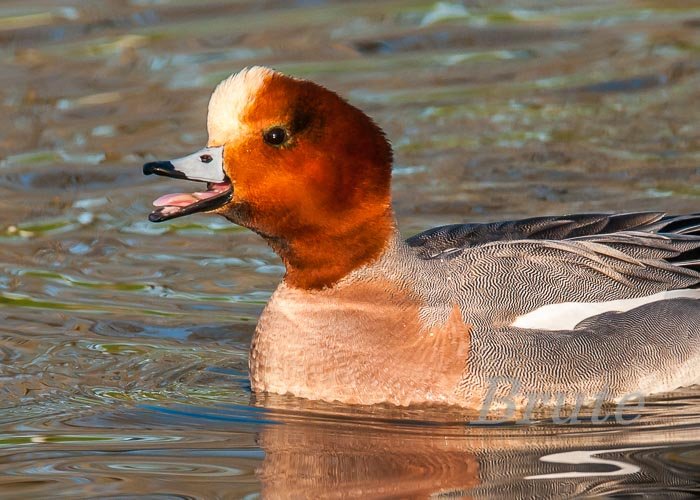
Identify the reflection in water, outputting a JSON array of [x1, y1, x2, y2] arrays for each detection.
[[256, 421, 699, 498], [1, 0, 700, 496], [527, 447, 657, 479], [2, 400, 697, 497]]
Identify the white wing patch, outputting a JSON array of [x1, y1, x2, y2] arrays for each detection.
[[512, 289, 700, 330]]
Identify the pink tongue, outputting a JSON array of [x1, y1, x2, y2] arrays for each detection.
[[153, 190, 220, 207], [153, 193, 197, 207], [152, 182, 230, 208]]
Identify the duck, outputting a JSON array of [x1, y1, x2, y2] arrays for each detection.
[[143, 66, 700, 410]]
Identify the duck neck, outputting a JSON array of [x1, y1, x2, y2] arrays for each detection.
[[268, 206, 396, 290]]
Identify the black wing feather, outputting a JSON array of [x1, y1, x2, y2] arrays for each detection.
[[406, 211, 700, 274]]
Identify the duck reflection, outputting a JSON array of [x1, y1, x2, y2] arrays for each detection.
[[66, 395, 699, 498], [253, 396, 699, 498], [258, 420, 481, 498]]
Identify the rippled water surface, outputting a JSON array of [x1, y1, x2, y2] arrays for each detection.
[[1, 0, 700, 497]]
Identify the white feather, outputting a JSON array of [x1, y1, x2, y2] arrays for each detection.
[[512, 289, 700, 330], [206, 66, 276, 145]]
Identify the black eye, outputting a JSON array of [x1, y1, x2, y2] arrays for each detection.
[[263, 127, 288, 146]]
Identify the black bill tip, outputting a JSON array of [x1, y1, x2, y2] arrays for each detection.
[[148, 209, 168, 223], [143, 161, 188, 179]]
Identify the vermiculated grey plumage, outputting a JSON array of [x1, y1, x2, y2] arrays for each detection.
[[253, 211, 700, 407], [373, 211, 700, 403]]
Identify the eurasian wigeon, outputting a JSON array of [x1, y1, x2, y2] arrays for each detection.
[[143, 67, 700, 409]]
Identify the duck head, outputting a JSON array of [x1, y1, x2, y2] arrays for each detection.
[[144, 67, 395, 289]]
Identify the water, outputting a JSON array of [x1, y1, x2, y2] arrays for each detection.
[[1, 0, 699, 497]]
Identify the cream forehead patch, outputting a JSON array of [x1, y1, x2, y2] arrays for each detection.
[[206, 66, 277, 145]]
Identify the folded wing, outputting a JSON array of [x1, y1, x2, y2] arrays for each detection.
[[407, 212, 700, 328]]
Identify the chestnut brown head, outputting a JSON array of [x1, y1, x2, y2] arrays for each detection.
[[144, 67, 396, 289]]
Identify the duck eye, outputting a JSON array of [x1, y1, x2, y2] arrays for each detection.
[[263, 127, 288, 146]]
